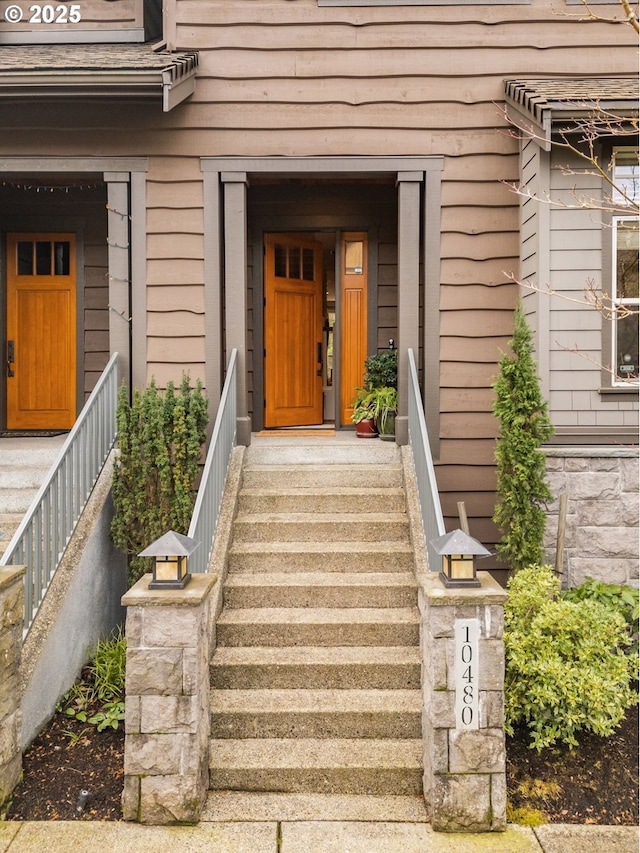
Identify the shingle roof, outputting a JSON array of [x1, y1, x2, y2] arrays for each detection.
[[505, 78, 639, 122], [504, 77, 638, 150], [0, 43, 198, 110]]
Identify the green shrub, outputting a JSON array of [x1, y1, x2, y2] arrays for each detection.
[[504, 564, 638, 751], [111, 375, 208, 585], [562, 578, 639, 657], [492, 303, 554, 571]]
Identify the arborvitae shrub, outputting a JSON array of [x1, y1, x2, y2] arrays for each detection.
[[111, 376, 208, 585], [493, 302, 554, 571]]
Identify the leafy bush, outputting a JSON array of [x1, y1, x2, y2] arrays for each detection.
[[504, 565, 638, 751], [562, 578, 639, 657], [62, 628, 126, 733], [492, 303, 554, 571], [111, 375, 208, 585]]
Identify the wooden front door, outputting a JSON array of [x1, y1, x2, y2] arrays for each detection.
[[264, 234, 324, 427], [6, 233, 77, 430]]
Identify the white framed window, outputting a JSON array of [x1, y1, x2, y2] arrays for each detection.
[[610, 149, 639, 386], [612, 217, 639, 384]]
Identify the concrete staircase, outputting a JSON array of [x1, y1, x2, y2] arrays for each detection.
[[204, 437, 426, 822], [0, 435, 66, 559]]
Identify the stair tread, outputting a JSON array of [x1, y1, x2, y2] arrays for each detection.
[[217, 607, 419, 624], [200, 792, 428, 823], [209, 738, 423, 769], [225, 571, 417, 587], [230, 540, 413, 553], [235, 512, 407, 522], [239, 486, 404, 496], [210, 688, 421, 713], [211, 645, 421, 665]]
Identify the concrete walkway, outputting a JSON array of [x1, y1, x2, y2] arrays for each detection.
[[1, 820, 638, 853]]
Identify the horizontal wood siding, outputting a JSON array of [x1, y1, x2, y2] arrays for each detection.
[[145, 158, 206, 390]]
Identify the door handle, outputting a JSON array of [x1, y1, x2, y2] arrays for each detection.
[[7, 340, 14, 378], [316, 342, 322, 377]]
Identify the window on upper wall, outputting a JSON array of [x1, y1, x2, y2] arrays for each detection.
[[610, 149, 639, 386]]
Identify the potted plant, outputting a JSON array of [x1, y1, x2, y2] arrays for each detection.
[[351, 388, 378, 438], [371, 386, 398, 441]]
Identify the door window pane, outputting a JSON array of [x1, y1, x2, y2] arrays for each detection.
[[345, 240, 363, 274], [54, 241, 70, 276], [17, 241, 33, 275], [289, 246, 301, 280], [274, 244, 287, 278], [302, 248, 315, 281], [36, 241, 51, 276]]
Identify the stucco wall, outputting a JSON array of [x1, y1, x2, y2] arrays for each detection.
[[19, 453, 127, 747]]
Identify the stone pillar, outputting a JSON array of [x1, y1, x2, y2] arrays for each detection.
[[0, 566, 25, 808], [121, 572, 217, 824], [420, 571, 507, 832]]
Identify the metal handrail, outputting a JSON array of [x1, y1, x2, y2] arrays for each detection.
[[188, 349, 238, 574], [407, 348, 446, 572], [1, 353, 119, 634]]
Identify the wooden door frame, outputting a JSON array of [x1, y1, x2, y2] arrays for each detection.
[[0, 158, 149, 429], [206, 156, 443, 446], [251, 225, 378, 432]]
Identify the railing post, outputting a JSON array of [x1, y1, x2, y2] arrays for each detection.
[[0, 566, 25, 808], [121, 573, 217, 824], [420, 572, 508, 832]]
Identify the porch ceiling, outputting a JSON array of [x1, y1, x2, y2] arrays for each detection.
[[504, 77, 639, 149], [0, 43, 198, 112]]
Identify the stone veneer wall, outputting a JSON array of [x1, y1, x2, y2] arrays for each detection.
[[544, 448, 639, 589]]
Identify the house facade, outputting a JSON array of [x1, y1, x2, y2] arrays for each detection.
[[0, 0, 637, 574]]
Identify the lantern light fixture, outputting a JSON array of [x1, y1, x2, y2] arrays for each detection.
[[430, 528, 490, 588], [138, 530, 199, 590]]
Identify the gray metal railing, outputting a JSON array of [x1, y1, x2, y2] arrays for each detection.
[[1, 352, 119, 634], [188, 349, 238, 574], [407, 348, 446, 572]]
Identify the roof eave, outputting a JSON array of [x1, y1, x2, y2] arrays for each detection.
[[0, 66, 197, 111]]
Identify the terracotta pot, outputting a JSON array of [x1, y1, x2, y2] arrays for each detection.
[[355, 417, 378, 438]]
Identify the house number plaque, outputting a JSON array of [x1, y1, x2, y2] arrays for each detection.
[[454, 618, 479, 730]]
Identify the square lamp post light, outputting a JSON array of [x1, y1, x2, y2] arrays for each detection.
[[430, 529, 491, 588], [139, 530, 199, 590]]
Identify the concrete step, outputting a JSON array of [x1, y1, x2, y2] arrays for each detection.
[[242, 463, 404, 490], [228, 541, 415, 574], [245, 443, 401, 467], [232, 512, 410, 543], [216, 607, 420, 648], [210, 645, 421, 690], [224, 571, 418, 609], [210, 688, 421, 739], [200, 791, 429, 822], [208, 737, 423, 795], [237, 487, 406, 515]]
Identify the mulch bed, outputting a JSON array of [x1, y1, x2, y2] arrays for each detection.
[[5, 696, 638, 824], [506, 702, 639, 825]]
